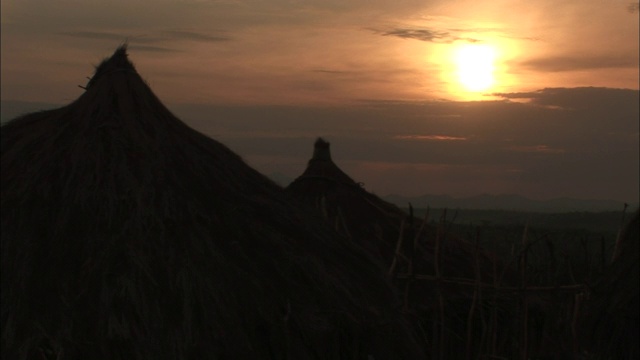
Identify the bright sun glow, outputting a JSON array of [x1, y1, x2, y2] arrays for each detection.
[[454, 44, 497, 92]]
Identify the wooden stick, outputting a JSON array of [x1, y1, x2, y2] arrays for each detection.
[[611, 202, 628, 262], [571, 292, 584, 357], [403, 206, 430, 311], [387, 219, 405, 278], [465, 227, 482, 360], [435, 209, 446, 360], [476, 227, 487, 357], [520, 222, 529, 360], [600, 235, 606, 273], [490, 227, 499, 357]]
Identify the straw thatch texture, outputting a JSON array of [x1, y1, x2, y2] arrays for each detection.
[[580, 209, 639, 359], [285, 138, 505, 283], [1, 46, 425, 360], [285, 138, 406, 264], [285, 138, 517, 357]]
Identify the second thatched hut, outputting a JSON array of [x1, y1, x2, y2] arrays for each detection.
[[285, 138, 521, 358], [285, 138, 506, 282]]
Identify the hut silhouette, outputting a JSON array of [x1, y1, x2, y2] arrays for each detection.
[[286, 138, 505, 281], [286, 138, 517, 357], [0, 46, 425, 359], [580, 209, 639, 359], [285, 138, 407, 264]]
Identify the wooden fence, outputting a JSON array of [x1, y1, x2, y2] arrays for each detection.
[[386, 209, 615, 360]]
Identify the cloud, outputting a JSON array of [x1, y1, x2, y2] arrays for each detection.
[[393, 135, 468, 141], [128, 44, 182, 53], [59, 31, 181, 52], [506, 145, 565, 154], [493, 87, 640, 113], [60, 31, 131, 41], [374, 27, 480, 43], [162, 30, 231, 42], [60, 29, 231, 44], [518, 55, 639, 72], [57, 28, 231, 54], [445, 27, 541, 42], [373, 20, 542, 45], [311, 69, 350, 74]]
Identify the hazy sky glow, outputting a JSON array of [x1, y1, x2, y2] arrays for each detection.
[[2, 0, 639, 202]]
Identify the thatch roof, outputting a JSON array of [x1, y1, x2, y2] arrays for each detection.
[[285, 138, 516, 357], [580, 209, 639, 359], [285, 138, 506, 282], [1, 46, 425, 359], [285, 138, 408, 263]]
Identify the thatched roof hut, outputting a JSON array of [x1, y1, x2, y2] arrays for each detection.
[[1, 47, 425, 359], [285, 138, 505, 283], [580, 209, 639, 359], [285, 138, 519, 357], [285, 138, 408, 264]]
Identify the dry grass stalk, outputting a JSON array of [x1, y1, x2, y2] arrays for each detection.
[[611, 202, 629, 262], [434, 210, 447, 360], [335, 206, 353, 239], [519, 222, 529, 360], [600, 236, 606, 273], [387, 219, 405, 278], [571, 292, 584, 356], [402, 207, 430, 312], [489, 232, 499, 358], [465, 228, 484, 360]]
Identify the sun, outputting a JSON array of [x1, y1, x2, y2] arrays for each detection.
[[454, 44, 497, 92]]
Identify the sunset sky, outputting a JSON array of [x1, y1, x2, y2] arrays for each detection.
[[2, 0, 639, 203]]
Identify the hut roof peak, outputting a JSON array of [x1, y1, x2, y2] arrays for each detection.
[[295, 137, 358, 186], [312, 137, 332, 161], [73, 44, 174, 130], [86, 44, 136, 89]]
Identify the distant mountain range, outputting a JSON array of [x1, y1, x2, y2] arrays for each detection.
[[266, 171, 636, 213], [382, 193, 637, 213]]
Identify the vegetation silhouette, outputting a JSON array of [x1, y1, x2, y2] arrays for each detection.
[[580, 208, 639, 359]]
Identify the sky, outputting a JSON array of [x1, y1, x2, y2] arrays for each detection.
[[1, 0, 639, 203]]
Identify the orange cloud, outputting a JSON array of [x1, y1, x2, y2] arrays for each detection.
[[507, 145, 565, 154], [393, 134, 467, 141]]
